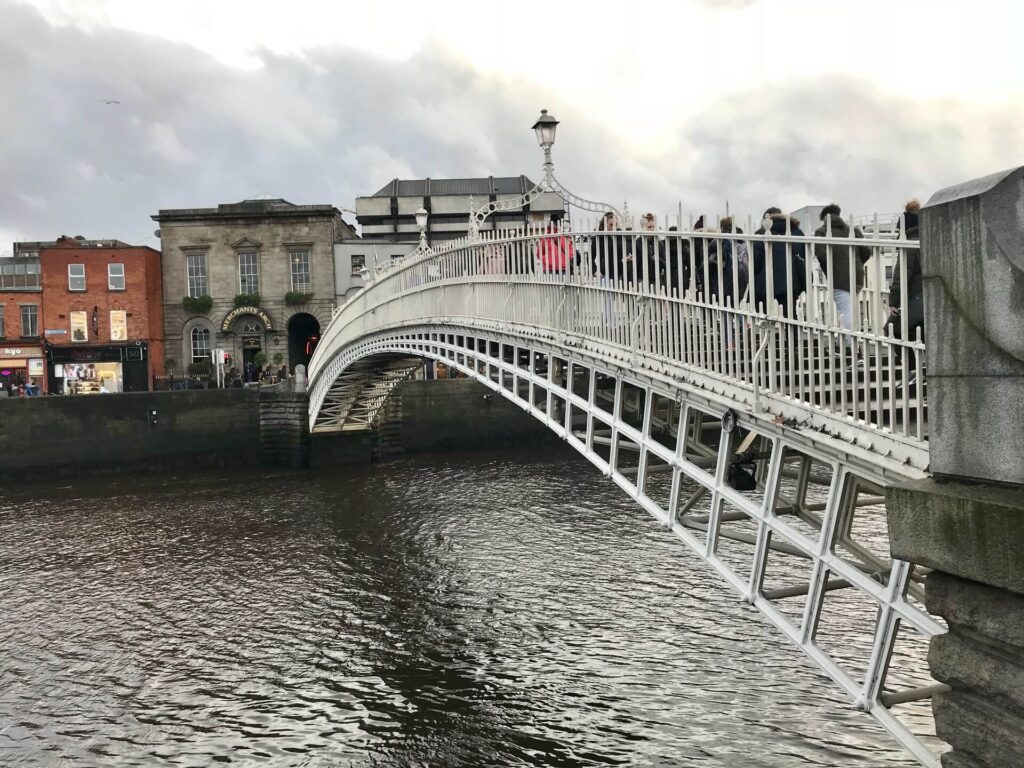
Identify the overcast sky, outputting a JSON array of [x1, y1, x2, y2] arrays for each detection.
[[2, 0, 1022, 250]]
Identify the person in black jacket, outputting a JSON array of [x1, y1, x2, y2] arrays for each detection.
[[885, 199, 924, 371], [588, 211, 631, 283], [751, 207, 807, 316], [706, 216, 750, 308], [663, 226, 691, 297], [631, 212, 662, 291]]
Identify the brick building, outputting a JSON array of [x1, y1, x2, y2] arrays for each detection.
[[0, 251, 45, 394], [153, 198, 355, 379], [33, 237, 164, 393]]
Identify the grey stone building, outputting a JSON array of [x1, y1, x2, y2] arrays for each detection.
[[153, 198, 356, 377]]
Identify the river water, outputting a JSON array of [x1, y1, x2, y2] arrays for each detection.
[[0, 444, 930, 767]]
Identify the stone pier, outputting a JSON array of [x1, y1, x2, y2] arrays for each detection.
[[888, 166, 1024, 767]]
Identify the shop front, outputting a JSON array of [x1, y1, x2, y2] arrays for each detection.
[[0, 344, 46, 396], [47, 342, 150, 394]]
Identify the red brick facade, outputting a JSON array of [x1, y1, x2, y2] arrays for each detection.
[[39, 238, 164, 390]]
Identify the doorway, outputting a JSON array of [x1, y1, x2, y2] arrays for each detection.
[[242, 337, 262, 381], [287, 313, 320, 372]]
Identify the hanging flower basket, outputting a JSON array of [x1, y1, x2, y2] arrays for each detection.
[[284, 291, 313, 306], [182, 295, 213, 314]]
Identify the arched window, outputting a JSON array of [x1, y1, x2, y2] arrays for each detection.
[[241, 321, 262, 334], [191, 327, 210, 363]]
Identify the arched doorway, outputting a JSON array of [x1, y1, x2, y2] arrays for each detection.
[[238, 318, 265, 380], [288, 313, 320, 372]]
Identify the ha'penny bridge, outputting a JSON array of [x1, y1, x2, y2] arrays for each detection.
[[305, 115, 1024, 768]]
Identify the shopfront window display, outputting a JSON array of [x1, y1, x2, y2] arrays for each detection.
[[59, 362, 122, 394]]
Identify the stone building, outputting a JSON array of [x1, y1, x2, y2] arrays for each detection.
[[153, 198, 355, 378]]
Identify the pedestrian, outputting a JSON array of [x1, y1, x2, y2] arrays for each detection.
[[535, 213, 575, 276], [707, 216, 751, 349], [814, 203, 872, 347], [752, 207, 808, 316], [885, 199, 924, 374], [663, 225, 691, 297], [588, 211, 630, 282], [631, 213, 662, 291]]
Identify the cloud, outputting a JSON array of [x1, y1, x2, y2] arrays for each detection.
[[0, 0, 1021, 248]]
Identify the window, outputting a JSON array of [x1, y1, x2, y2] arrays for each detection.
[[68, 263, 86, 291], [238, 252, 259, 294], [70, 311, 88, 342], [20, 305, 37, 337], [391, 254, 404, 262], [289, 250, 311, 292], [108, 263, 125, 290], [0, 261, 40, 289], [241, 321, 262, 334], [351, 254, 365, 276], [191, 327, 211, 363], [0, 306, 5, 337], [110, 310, 127, 341], [186, 252, 208, 297]]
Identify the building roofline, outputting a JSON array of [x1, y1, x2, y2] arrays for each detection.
[[152, 200, 343, 223]]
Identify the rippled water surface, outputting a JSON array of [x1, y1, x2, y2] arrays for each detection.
[[0, 445, 926, 766]]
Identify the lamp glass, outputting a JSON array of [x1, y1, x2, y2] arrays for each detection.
[[535, 122, 556, 147], [415, 207, 428, 229]]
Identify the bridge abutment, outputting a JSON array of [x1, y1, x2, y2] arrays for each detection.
[[888, 166, 1024, 767]]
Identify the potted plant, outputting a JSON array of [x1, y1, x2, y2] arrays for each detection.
[[272, 352, 283, 366]]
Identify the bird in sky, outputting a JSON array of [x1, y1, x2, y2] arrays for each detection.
[[103, 100, 120, 104]]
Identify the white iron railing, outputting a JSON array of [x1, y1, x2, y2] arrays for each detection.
[[310, 215, 925, 471]]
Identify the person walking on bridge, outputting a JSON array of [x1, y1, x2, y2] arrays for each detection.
[[814, 203, 872, 348], [885, 199, 924, 375], [534, 213, 575, 277], [752, 207, 807, 316]]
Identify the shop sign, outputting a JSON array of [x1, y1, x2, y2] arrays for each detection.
[[221, 306, 274, 333], [28, 359, 45, 376], [1, 346, 42, 358], [242, 338, 262, 349]]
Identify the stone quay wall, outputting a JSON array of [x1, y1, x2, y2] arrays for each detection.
[[0, 388, 260, 481], [1, 378, 552, 481]]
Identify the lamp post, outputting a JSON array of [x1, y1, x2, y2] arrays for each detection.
[[532, 108, 558, 180], [468, 109, 618, 238], [415, 206, 429, 251]]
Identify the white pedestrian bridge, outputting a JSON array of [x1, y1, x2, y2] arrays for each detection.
[[307, 220, 943, 765]]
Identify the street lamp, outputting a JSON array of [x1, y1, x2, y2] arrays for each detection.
[[415, 206, 429, 250], [467, 109, 618, 238], [532, 109, 558, 149]]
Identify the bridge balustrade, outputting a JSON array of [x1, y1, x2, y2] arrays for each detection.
[[312, 219, 925, 470]]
